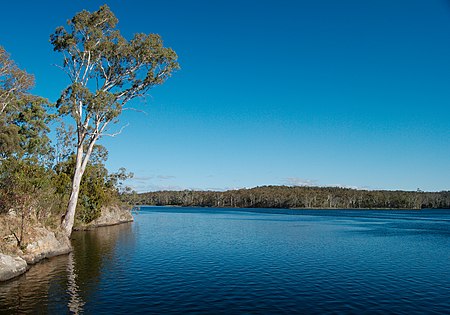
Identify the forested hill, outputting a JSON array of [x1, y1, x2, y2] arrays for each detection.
[[132, 186, 450, 209]]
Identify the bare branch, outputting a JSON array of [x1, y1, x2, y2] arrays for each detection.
[[100, 123, 129, 137], [122, 107, 148, 115], [81, 50, 91, 85], [52, 63, 72, 80]]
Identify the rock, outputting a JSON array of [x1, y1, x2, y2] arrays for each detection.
[[77, 205, 133, 230], [0, 253, 28, 281], [21, 228, 72, 265]]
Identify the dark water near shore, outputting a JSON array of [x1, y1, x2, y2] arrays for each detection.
[[1, 207, 450, 314]]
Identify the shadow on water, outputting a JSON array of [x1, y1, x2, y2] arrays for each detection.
[[0, 222, 134, 314]]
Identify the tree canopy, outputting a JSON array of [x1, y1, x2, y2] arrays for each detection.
[[0, 46, 51, 160], [0, 46, 34, 116]]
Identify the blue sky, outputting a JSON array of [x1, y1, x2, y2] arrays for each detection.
[[1, 0, 449, 192]]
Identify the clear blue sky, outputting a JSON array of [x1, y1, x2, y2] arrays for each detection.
[[1, 0, 449, 192]]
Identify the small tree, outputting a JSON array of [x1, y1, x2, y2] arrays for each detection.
[[0, 46, 34, 116], [51, 5, 179, 235], [0, 158, 54, 247], [0, 46, 51, 161]]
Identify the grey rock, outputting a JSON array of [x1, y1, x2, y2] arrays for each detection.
[[0, 253, 27, 281], [78, 205, 133, 230], [21, 228, 72, 265]]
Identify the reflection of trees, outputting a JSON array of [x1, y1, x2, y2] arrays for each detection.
[[69, 223, 135, 306], [0, 222, 134, 313], [0, 254, 68, 313]]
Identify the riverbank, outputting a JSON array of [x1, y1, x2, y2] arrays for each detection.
[[74, 204, 134, 230], [0, 226, 71, 282], [0, 205, 133, 282]]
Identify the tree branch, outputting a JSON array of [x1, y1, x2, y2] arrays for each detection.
[[122, 107, 148, 115], [100, 123, 129, 137]]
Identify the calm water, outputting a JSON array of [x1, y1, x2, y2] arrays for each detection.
[[1, 207, 450, 314]]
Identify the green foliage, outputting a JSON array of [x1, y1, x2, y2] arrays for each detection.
[[0, 158, 52, 213], [1, 46, 52, 162], [136, 186, 450, 210], [0, 46, 35, 116], [50, 4, 179, 143], [0, 123, 20, 156], [53, 149, 132, 224], [12, 96, 53, 160], [0, 46, 58, 244], [0, 154, 132, 245]]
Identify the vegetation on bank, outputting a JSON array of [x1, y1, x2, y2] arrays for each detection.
[[133, 186, 450, 209], [0, 146, 132, 251], [0, 30, 130, 250], [1, 4, 178, 250]]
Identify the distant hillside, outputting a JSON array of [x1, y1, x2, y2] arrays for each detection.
[[128, 186, 450, 209]]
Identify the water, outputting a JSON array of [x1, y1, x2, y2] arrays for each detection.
[[1, 207, 450, 314]]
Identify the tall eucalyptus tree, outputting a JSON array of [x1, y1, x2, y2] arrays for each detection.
[[51, 5, 179, 235]]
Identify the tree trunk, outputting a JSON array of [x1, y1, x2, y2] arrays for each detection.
[[61, 137, 97, 236], [62, 168, 83, 236], [62, 146, 84, 236]]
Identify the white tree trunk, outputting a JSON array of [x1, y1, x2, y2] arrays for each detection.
[[61, 137, 97, 236], [62, 146, 84, 236], [62, 172, 83, 235]]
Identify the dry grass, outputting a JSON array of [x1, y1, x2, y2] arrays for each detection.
[[0, 211, 61, 256]]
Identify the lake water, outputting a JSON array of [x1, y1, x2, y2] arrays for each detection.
[[1, 207, 450, 314]]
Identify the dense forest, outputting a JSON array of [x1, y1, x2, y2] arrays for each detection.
[[133, 186, 450, 209]]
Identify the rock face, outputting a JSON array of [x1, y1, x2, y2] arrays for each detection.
[[0, 205, 132, 282], [21, 228, 72, 265], [0, 253, 28, 281], [78, 205, 133, 230]]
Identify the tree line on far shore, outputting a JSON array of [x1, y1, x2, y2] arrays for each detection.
[[130, 186, 450, 209]]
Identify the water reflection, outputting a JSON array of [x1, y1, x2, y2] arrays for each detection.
[[0, 254, 68, 313], [69, 223, 135, 308], [2, 209, 450, 314], [67, 253, 84, 314], [0, 222, 134, 314]]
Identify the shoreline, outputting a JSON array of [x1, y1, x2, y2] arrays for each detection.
[[0, 205, 133, 282], [137, 204, 430, 210]]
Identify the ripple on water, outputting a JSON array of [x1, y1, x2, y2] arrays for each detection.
[[1, 208, 450, 314]]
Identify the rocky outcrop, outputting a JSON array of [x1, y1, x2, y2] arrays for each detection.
[[0, 205, 133, 282], [0, 225, 72, 281], [76, 205, 133, 230], [0, 253, 28, 281], [20, 228, 72, 265]]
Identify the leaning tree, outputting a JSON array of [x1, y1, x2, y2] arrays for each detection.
[[51, 5, 179, 235]]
